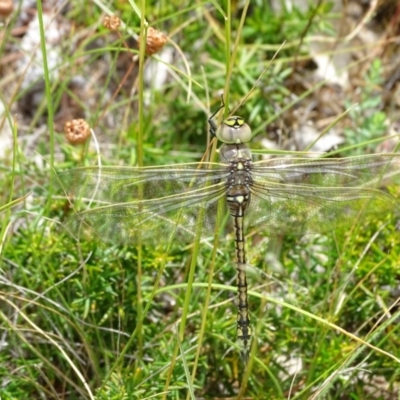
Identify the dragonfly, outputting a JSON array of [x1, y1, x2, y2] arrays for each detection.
[[57, 102, 400, 364]]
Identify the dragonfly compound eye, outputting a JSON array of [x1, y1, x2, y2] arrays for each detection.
[[216, 116, 252, 144]]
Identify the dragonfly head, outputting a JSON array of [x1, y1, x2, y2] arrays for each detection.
[[216, 116, 252, 144]]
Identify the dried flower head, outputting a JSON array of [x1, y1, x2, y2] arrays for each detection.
[[141, 27, 167, 56], [64, 119, 91, 145], [0, 0, 14, 17], [103, 15, 121, 31]]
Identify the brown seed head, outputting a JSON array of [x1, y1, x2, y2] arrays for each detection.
[[103, 15, 121, 31], [64, 119, 91, 145], [141, 27, 167, 56], [0, 0, 14, 17]]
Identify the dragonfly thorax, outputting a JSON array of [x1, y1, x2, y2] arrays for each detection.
[[224, 146, 253, 215], [219, 143, 252, 164], [216, 116, 252, 144]]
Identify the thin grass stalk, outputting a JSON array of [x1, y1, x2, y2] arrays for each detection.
[[36, 0, 55, 178], [135, 3, 149, 362]]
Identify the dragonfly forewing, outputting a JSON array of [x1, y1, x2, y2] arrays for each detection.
[[57, 164, 229, 202], [251, 154, 400, 188]]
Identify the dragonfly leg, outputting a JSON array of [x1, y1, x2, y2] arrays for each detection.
[[208, 95, 226, 137]]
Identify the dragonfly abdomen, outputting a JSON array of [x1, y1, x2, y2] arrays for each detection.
[[237, 261, 251, 364], [227, 184, 252, 363]]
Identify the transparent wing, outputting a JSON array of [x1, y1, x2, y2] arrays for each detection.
[[248, 184, 398, 234], [56, 164, 230, 244], [251, 154, 400, 187], [56, 163, 229, 203], [247, 154, 400, 234]]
